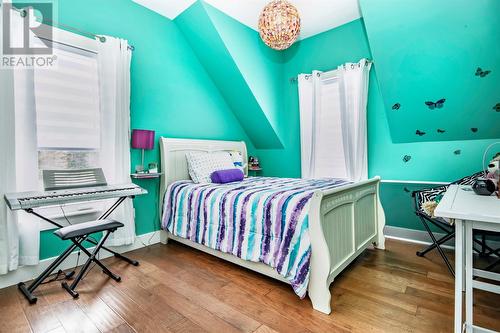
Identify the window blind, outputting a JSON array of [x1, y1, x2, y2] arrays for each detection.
[[34, 45, 100, 150], [315, 77, 348, 179]]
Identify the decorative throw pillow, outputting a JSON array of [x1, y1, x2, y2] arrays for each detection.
[[228, 150, 246, 172], [186, 151, 235, 183], [211, 169, 244, 184]]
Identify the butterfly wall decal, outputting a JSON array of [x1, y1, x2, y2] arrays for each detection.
[[437, 129, 446, 133], [392, 103, 401, 110], [454, 150, 461, 155], [475, 67, 491, 77], [416, 130, 426, 136], [425, 99, 446, 110], [403, 155, 411, 163], [471, 128, 478, 133], [493, 103, 500, 112]]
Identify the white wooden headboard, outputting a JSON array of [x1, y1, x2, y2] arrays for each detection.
[[159, 137, 248, 199]]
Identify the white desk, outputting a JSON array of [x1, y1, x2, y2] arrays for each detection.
[[435, 185, 500, 333]]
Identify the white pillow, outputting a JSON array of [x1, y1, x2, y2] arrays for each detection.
[[186, 151, 235, 183]]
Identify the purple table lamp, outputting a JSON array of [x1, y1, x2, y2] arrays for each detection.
[[131, 129, 155, 172]]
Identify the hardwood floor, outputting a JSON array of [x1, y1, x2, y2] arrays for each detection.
[[1, 239, 499, 333]]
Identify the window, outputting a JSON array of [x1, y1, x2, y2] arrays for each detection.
[[314, 75, 347, 179], [299, 70, 352, 179], [34, 42, 101, 174], [27, 28, 103, 229]]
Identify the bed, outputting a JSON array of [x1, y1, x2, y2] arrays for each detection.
[[159, 137, 386, 314]]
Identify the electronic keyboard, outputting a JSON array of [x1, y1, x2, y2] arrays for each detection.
[[4, 184, 147, 210]]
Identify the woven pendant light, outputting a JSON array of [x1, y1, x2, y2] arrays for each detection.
[[258, 0, 301, 50]]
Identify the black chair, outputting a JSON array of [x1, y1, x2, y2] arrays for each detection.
[[412, 171, 500, 275]]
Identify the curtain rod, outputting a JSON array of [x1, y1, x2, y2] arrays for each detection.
[[10, 6, 135, 51], [289, 59, 373, 83]]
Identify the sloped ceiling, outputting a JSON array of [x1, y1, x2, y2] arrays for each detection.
[[360, 0, 500, 143], [132, 0, 361, 39], [175, 1, 283, 149]]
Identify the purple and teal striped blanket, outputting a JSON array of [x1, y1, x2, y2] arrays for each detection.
[[161, 177, 350, 297]]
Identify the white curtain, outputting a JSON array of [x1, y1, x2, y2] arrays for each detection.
[[337, 59, 371, 182], [0, 8, 18, 274], [97, 36, 135, 246], [298, 59, 371, 182], [298, 71, 321, 179], [0, 9, 41, 275]]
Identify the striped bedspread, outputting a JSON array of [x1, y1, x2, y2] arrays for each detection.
[[161, 177, 350, 297]]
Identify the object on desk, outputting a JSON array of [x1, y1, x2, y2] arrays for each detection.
[[5, 168, 146, 304], [486, 155, 500, 188], [477, 142, 500, 196], [131, 129, 155, 173], [472, 178, 496, 196], [148, 162, 158, 174]]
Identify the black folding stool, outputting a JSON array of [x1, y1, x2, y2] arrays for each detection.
[[412, 171, 500, 275], [17, 169, 140, 303], [55, 219, 125, 298]]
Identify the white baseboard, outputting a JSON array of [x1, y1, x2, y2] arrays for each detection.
[[0, 231, 161, 290], [385, 225, 454, 249], [384, 225, 500, 252]]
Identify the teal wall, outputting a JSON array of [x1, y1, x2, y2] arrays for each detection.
[[30, 0, 498, 260], [360, 0, 500, 143]]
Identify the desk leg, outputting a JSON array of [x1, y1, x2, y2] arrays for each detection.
[[465, 223, 473, 333], [455, 219, 464, 333]]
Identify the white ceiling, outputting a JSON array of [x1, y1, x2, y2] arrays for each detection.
[[132, 0, 362, 39]]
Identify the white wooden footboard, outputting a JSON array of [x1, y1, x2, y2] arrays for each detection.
[[308, 177, 385, 314]]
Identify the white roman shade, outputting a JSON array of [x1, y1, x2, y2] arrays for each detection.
[[34, 45, 100, 150], [299, 71, 347, 179], [314, 74, 347, 179]]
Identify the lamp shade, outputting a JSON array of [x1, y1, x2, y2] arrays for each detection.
[[131, 129, 155, 150], [258, 0, 301, 50]]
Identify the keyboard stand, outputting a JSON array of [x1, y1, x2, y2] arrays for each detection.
[[17, 196, 139, 304]]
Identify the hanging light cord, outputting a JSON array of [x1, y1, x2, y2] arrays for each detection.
[[482, 142, 500, 177]]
